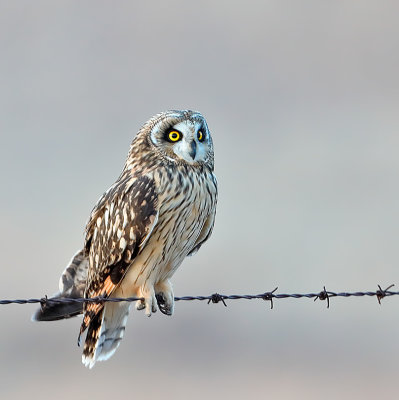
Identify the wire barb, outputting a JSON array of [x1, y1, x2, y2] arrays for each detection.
[[207, 293, 227, 307], [261, 287, 278, 309], [376, 284, 395, 305], [39, 295, 48, 312], [314, 286, 330, 308]]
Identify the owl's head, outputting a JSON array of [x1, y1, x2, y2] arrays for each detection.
[[139, 110, 214, 168]]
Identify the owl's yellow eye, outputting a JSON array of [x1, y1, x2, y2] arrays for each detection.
[[197, 130, 204, 142], [168, 131, 181, 142]]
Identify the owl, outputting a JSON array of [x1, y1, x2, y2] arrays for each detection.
[[33, 110, 217, 368]]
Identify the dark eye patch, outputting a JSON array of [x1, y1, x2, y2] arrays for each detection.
[[164, 128, 182, 143]]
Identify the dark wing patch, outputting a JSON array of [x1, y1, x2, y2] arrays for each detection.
[[79, 175, 158, 336]]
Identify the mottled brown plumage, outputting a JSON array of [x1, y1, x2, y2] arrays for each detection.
[[34, 110, 217, 368]]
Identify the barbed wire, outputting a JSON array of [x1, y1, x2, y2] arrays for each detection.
[[0, 284, 397, 310]]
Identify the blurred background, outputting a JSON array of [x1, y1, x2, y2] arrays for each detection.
[[1, 1, 399, 399]]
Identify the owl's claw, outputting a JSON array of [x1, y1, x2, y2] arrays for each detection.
[[135, 291, 158, 316], [156, 292, 174, 316], [135, 282, 174, 316], [150, 300, 158, 315], [135, 299, 146, 311], [154, 280, 174, 316]]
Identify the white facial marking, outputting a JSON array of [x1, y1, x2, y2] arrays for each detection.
[[149, 112, 182, 145], [172, 121, 208, 163]]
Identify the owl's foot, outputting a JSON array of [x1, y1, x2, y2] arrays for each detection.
[[135, 299, 146, 311], [135, 287, 158, 316], [155, 280, 174, 316], [156, 293, 174, 315]]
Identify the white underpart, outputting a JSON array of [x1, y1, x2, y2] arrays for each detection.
[[172, 121, 207, 163], [112, 168, 216, 320]]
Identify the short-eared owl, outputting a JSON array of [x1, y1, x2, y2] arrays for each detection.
[[33, 110, 217, 368]]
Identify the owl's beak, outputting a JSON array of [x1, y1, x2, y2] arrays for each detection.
[[189, 140, 197, 160]]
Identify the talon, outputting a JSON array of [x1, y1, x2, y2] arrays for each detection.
[[135, 299, 146, 311], [156, 292, 173, 316], [156, 293, 166, 306]]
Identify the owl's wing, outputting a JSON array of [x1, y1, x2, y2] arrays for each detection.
[[79, 174, 159, 337], [58, 249, 89, 297], [187, 209, 216, 256], [32, 250, 89, 321]]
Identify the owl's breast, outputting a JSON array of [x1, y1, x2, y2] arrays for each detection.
[[117, 167, 216, 292], [152, 167, 216, 270]]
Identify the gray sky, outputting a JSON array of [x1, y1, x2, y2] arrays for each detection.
[[1, 1, 399, 399]]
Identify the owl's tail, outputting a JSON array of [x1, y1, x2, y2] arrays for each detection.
[[82, 302, 131, 369]]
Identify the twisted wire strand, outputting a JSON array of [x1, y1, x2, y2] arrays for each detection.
[[0, 284, 397, 308]]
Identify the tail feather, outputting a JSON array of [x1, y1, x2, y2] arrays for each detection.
[[82, 309, 105, 368], [32, 249, 89, 322], [82, 302, 131, 368], [32, 248, 131, 368], [32, 293, 83, 321]]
